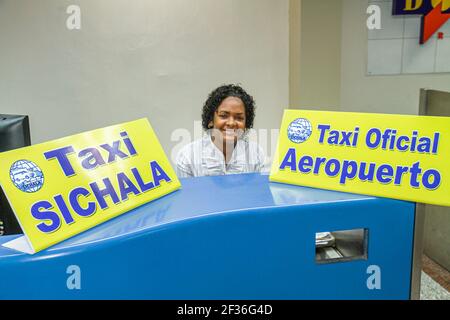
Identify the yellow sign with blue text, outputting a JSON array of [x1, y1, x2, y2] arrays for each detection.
[[0, 118, 181, 254], [270, 110, 450, 207]]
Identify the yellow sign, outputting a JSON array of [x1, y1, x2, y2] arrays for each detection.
[[0, 119, 181, 254], [270, 110, 450, 207]]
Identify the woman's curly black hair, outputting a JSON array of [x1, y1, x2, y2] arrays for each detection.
[[201, 84, 256, 130]]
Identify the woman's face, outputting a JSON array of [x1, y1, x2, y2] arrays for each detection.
[[211, 96, 246, 144]]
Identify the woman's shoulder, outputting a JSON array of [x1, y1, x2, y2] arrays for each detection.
[[179, 138, 202, 151], [243, 138, 265, 154], [176, 137, 205, 161], [238, 138, 267, 172]]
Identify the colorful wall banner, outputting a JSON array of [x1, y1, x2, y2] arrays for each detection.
[[269, 110, 450, 207], [0, 118, 181, 254], [392, 0, 450, 44]]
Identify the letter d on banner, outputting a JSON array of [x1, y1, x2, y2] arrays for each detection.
[[404, 0, 423, 10]]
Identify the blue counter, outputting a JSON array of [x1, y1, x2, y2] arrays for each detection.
[[0, 173, 415, 299]]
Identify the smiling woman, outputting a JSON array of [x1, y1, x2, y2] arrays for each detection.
[[176, 84, 265, 178]]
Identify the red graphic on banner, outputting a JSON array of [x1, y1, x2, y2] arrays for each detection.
[[393, 0, 450, 44], [421, 2, 450, 44]]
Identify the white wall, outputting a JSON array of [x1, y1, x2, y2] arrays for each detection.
[[0, 0, 288, 164], [340, 0, 450, 115], [289, 0, 301, 108]]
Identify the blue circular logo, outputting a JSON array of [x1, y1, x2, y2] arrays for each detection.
[[287, 118, 312, 143], [10, 160, 44, 193]]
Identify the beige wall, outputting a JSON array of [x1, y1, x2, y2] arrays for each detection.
[[340, 0, 450, 115], [289, 0, 301, 108], [296, 0, 342, 110], [0, 0, 289, 164]]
